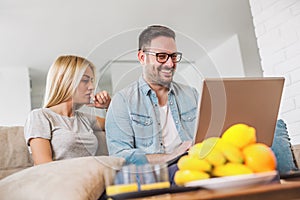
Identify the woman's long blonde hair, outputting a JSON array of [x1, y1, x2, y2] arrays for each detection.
[[43, 55, 96, 108]]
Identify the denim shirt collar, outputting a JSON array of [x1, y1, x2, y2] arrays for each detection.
[[138, 76, 176, 96]]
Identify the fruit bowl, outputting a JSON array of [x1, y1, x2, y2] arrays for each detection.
[[184, 170, 278, 190]]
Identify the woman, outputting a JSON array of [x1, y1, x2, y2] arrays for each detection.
[[24, 55, 111, 165]]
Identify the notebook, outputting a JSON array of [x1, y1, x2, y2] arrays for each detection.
[[167, 77, 285, 166], [193, 77, 285, 146]]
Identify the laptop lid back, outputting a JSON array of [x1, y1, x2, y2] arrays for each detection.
[[194, 77, 285, 146]]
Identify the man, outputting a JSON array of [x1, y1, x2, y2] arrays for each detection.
[[106, 25, 199, 165]]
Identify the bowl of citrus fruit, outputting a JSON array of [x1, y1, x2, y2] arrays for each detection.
[[174, 123, 278, 189]]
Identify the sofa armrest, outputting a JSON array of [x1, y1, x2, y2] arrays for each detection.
[[0, 156, 124, 200]]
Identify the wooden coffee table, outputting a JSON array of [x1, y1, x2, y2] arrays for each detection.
[[131, 179, 300, 200]]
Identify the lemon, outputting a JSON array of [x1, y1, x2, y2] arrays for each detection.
[[202, 137, 220, 146], [202, 137, 244, 163], [222, 123, 256, 149], [178, 155, 212, 172], [189, 139, 226, 166], [203, 148, 226, 166], [188, 142, 203, 158], [212, 163, 253, 177], [174, 170, 210, 185], [216, 139, 244, 163]]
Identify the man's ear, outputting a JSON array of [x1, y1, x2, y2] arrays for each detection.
[[138, 50, 145, 65]]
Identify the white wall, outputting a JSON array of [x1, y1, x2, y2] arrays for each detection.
[[0, 68, 31, 126], [209, 34, 246, 77], [192, 34, 246, 80], [174, 34, 246, 94], [110, 61, 142, 95], [249, 0, 300, 144], [109, 34, 246, 95]]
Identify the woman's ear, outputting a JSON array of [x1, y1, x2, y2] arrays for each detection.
[[138, 50, 145, 65]]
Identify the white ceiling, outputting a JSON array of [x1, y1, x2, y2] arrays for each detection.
[[0, 0, 259, 107]]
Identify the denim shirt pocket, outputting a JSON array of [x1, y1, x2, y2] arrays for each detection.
[[130, 113, 154, 148], [180, 107, 197, 138], [181, 107, 197, 122], [131, 113, 153, 126]]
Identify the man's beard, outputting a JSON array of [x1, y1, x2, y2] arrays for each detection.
[[154, 65, 175, 87]]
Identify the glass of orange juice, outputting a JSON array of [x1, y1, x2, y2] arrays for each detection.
[[105, 165, 139, 196], [137, 163, 170, 191]]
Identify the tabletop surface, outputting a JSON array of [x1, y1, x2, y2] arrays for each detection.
[[130, 178, 300, 200]]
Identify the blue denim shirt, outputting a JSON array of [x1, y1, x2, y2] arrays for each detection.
[[105, 76, 199, 165], [271, 119, 298, 174]]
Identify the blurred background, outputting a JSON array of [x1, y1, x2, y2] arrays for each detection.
[[0, 0, 299, 145]]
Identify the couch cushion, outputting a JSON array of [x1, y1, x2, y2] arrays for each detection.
[[0, 126, 33, 179], [0, 156, 124, 200], [292, 144, 300, 168], [94, 130, 109, 156]]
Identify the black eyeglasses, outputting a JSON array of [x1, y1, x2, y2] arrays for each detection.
[[143, 51, 182, 63]]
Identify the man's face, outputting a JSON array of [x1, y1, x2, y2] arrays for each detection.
[[140, 36, 178, 87]]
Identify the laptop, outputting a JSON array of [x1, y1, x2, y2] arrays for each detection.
[[193, 77, 285, 146], [167, 77, 285, 166]]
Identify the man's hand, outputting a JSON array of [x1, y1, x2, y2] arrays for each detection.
[[146, 140, 193, 164], [172, 140, 193, 157]]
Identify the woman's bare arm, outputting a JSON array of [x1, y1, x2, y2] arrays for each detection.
[[29, 138, 53, 165]]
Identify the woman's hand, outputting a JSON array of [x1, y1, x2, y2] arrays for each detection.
[[90, 90, 111, 109]]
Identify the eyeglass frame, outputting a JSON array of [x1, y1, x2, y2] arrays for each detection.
[[143, 51, 183, 63]]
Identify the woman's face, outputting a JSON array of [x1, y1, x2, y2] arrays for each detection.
[[73, 66, 94, 104]]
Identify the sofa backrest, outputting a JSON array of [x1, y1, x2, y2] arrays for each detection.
[[0, 126, 34, 179], [0, 126, 109, 179], [95, 130, 109, 156]]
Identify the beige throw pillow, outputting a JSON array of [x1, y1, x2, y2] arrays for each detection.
[[0, 156, 124, 200]]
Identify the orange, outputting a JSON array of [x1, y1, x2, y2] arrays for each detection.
[[222, 123, 256, 149], [242, 143, 277, 172]]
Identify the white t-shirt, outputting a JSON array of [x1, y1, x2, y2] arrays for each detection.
[[159, 105, 182, 154]]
